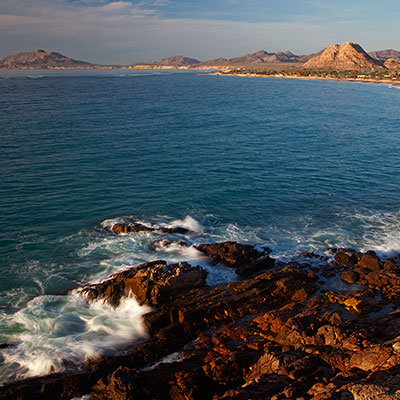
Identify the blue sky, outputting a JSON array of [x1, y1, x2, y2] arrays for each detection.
[[0, 0, 399, 64]]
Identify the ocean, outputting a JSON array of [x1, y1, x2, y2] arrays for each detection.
[[1, 69, 400, 383]]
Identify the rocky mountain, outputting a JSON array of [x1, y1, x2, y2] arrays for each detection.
[[0, 49, 92, 69], [369, 49, 400, 61], [147, 55, 201, 66], [303, 42, 385, 70], [138, 49, 317, 68], [384, 58, 400, 70], [201, 49, 315, 66]]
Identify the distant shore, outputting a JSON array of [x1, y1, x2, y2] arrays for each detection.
[[212, 70, 400, 86]]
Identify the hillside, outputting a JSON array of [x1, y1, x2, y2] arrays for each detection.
[[384, 58, 400, 70], [369, 49, 400, 61], [0, 49, 92, 69], [303, 42, 385, 70]]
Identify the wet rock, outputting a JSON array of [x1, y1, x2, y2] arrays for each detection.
[[90, 367, 150, 400], [195, 241, 263, 268], [340, 270, 359, 284], [334, 249, 357, 267], [111, 222, 189, 235], [111, 222, 154, 234], [79, 261, 208, 307], [358, 253, 381, 272], [235, 255, 275, 277]]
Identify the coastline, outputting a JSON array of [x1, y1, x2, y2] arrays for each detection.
[[2, 225, 400, 399], [211, 71, 400, 86]]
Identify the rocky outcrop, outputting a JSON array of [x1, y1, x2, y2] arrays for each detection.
[[304, 42, 385, 70], [5, 243, 400, 400], [79, 261, 208, 307], [110, 222, 189, 235], [384, 58, 400, 70]]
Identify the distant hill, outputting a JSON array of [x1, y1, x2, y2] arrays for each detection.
[[0, 49, 92, 69], [384, 58, 400, 70], [146, 55, 201, 67], [303, 42, 384, 70], [369, 49, 400, 61], [200, 50, 316, 66], [136, 49, 317, 68]]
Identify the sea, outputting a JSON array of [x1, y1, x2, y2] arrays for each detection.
[[1, 68, 400, 383]]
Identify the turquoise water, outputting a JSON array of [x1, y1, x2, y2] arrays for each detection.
[[1, 69, 400, 382]]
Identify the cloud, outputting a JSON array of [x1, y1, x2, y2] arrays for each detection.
[[0, 0, 398, 64]]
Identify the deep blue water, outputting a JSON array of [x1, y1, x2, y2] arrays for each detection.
[[1, 69, 400, 381]]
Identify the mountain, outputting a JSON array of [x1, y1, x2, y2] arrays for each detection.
[[384, 58, 400, 70], [303, 42, 385, 70], [0, 49, 92, 69], [369, 49, 400, 61], [201, 50, 312, 66], [147, 55, 201, 66]]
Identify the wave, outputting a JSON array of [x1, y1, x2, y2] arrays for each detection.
[[0, 295, 149, 382]]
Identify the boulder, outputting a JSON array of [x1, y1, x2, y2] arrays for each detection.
[[111, 222, 189, 235], [195, 241, 263, 268], [79, 261, 208, 307]]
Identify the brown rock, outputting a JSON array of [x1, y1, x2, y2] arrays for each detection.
[[358, 253, 381, 272], [90, 367, 150, 400], [334, 250, 357, 267], [235, 255, 275, 277], [195, 241, 263, 267], [111, 222, 189, 235], [340, 270, 358, 284], [79, 261, 208, 307]]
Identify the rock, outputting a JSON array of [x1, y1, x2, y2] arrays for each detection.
[[340, 270, 358, 284], [195, 241, 263, 268], [0, 343, 13, 349], [111, 222, 154, 234], [325, 291, 380, 315], [235, 255, 275, 277], [358, 253, 381, 272], [90, 366, 150, 400], [334, 249, 357, 267], [111, 222, 189, 235], [79, 261, 208, 307]]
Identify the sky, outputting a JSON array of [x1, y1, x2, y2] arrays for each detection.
[[0, 0, 399, 64]]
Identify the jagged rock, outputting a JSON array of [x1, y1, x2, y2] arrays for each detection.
[[358, 253, 381, 272], [340, 270, 358, 284], [334, 249, 357, 266], [325, 291, 380, 315], [79, 261, 208, 307], [195, 241, 263, 268], [111, 222, 189, 235], [90, 367, 150, 400], [235, 255, 275, 277]]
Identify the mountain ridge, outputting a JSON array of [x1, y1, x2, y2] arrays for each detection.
[[0, 49, 93, 69]]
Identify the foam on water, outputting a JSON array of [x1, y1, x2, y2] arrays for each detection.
[[2, 210, 400, 383], [0, 295, 149, 382]]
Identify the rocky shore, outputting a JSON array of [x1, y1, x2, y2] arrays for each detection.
[[2, 224, 400, 399]]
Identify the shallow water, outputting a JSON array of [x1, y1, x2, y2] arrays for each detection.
[[1, 69, 400, 382]]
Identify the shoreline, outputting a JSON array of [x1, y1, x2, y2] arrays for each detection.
[[212, 71, 400, 86], [2, 227, 400, 399]]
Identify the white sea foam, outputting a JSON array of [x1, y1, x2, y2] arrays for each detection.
[[0, 295, 150, 382], [3, 211, 400, 383], [164, 215, 203, 233]]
